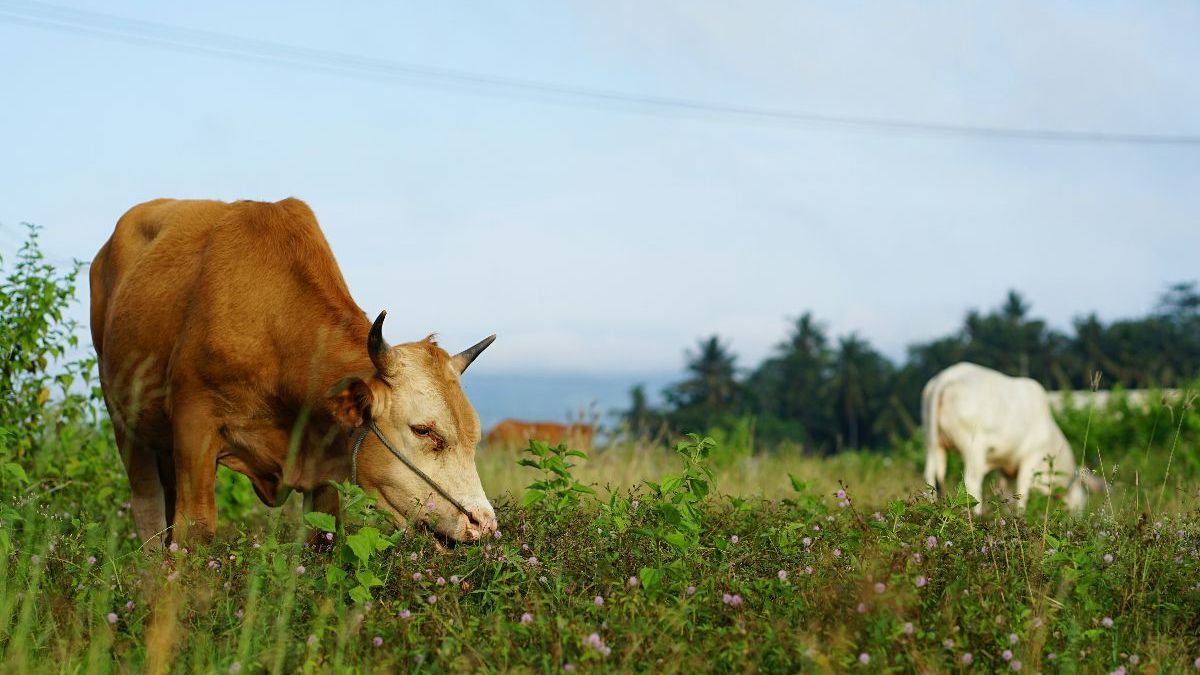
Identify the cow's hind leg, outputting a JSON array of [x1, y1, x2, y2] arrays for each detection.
[[171, 398, 221, 546], [962, 459, 988, 516], [113, 423, 170, 551]]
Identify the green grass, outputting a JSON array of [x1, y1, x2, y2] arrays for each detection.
[[2, 412, 1199, 674]]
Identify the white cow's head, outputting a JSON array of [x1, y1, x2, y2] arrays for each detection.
[[329, 312, 497, 541]]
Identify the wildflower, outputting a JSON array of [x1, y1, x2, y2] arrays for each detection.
[[413, 571, 425, 581], [631, 499, 639, 509], [125, 601, 135, 611], [106, 612, 118, 624], [167, 571, 180, 582], [803, 537, 812, 547], [944, 639, 954, 649], [778, 570, 788, 581], [1193, 656, 1200, 669], [436, 576, 446, 585], [527, 556, 539, 566], [229, 663, 242, 674], [295, 565, 306, 575], [962, 652, 973, 665], [926, 536, 937, 549], [915, 575, 928, 588], [207, 560, 219, 570], [858, 653, 870, 665], [833, 548, 842, 557], [564, 664, 576, 672], [427, 595, 438, 604], [87, 556, 97, 565], [1128, 655, 1139, 665], [522, 543, 530, 552], [594, 595, 604, 607], [1002, 649, 1013, 662], [307, 634, 318, 646], [813, 524, 821, 531], [410, 552, 419, 561], [1032, 617, 1043, 629], [874, 582, 886, 594], [538, 575, 548, 583], [730, 535, 739, 544], [836, 489, 846, 499], [425, 499, 436, 512], [1011, 660, 1022, 671], [839, 500, 850, 508], [400, 609, 412, 620], [1009, 633, 1018, 644], [903, 622, 914, 635], [826, 515, 834, 522], [627, 576, 639, 588], [169, 542, 179, 553], [1048, 653, 1057, 661], [1103, 553, 1113, 564], [584, 632, 611, 656], [805, 566, 814, 575], [873, 511, 884, 522], [373, 636, 383, 647], [686, 586, 696, 595], [912, 553, 922, 563], [520, 612, 533, 625], [235, 608, 244, 619], [493, 529, 502, 540], [324, 532, 334, 541], [856, 602, 867, 614], [450, 575, 460, 583], [1111, 667, 1126, 675], [1102, 616, 1114, 628]]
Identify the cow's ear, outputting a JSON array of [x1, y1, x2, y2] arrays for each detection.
[[327, 377, 374, 428]]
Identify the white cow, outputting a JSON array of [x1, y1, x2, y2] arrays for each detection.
[[922, 362, 1090, 514]]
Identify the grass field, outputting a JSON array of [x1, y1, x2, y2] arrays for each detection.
[[2, 399, 1199, 673]]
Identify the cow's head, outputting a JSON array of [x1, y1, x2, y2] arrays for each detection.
[[329, 311, 497, 542]]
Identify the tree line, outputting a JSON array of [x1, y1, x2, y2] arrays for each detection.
[[623, 283, 1200, 453]]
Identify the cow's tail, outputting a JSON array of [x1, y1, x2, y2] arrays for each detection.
[[922, 378, 947, 498]]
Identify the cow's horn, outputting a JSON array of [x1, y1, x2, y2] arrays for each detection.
[[368, 310, 396, 374], [452, 334, 496, 374]]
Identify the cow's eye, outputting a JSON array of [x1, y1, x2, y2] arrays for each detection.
[[410, 425, 433, 437]]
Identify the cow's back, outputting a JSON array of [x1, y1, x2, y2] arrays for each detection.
[[91, 198, 360, 438]]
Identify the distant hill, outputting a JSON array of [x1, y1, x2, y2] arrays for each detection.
[[461, 372, 677, 432]]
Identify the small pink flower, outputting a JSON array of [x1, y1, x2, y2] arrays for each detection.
[[372, 636, 383, 647], [594, 595, 604, 607], [425, 499, 436, 512], [168, 542, 179, 553], [400, 609, 412, 620], [1011, 660, 1022, 671], [856, 602, 867, 614], [427, 595, 437, 604], [686, 586, 696, 595], [804, 566, 814, 575], [836, 489, 846, 499], [450, 575, 460, 584], [873, 582, 885, 594], [520, 612, 533, 624], [802, 537, 812, 547], [295, 565, 306, 575], [912, 552, 922, 563], [962, 652, 974, 665], [1193, 656, 1200, 669], [166, 571, 180, 582], [410, 552, 419, 561], [833, 548, 842, 557], [125, 601, 135, 611], [564, 664, 576, 672], [943, 639, 954, 649], [902, 622, 914, 635], [926, 536, 937, 549], [413, 572, 423, 581], [1128, 655, 1139, 665], [436, 577, 446, 585], [207, 560, 219, 570], [1102, 616, 1113, 628], [915, 575, 928, 588], [1103, 553, 1114, 565], [493, 530, 502, 540], [778, 570, 788, 581], [729, 594, 742, 607], [858, 653, 870, 665], [729, 535, 739, 544], [1002, 649, 1013, 661], [527, 556, 539, 566], [87, 556, 97, 565], [235, 608, 244, 619], [1009, 633, 1018, 644], [106, 612, 118, 624], [627, 576, 638, 588]]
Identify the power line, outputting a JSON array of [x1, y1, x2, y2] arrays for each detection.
[[2, 0, 1199, 146]]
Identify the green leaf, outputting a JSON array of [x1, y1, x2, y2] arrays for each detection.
[[325, 565, 347, 586], [349, 585, 373, 603], [788, 473, 811, 493], [304, 511, 337, 533], [354, 569, 384, 589], [346, 526, 388, 564], [522, 489, 547, 507]]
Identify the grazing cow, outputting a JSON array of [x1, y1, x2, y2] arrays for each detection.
[[485, 419, 594, 450], [922, 362, 1091, 514], [90, 198, 498, 548]]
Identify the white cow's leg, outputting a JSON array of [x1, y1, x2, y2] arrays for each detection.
[[962, 461, 987, 515], [1014, 461, 1038, 512]]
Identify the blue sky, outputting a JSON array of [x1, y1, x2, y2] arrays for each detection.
[[2, 1, 1198, 384]]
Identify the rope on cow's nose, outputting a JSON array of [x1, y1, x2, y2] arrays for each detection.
[[350, 421, 474, 520]]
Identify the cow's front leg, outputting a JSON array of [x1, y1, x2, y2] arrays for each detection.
[[1013, 461, 1038, 513], [962, 462, 987, 515], [304, 483, 341, 550], [171, 399, 220, 546]]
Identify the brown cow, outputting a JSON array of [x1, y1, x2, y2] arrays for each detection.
[[90, 198, 498, 548], [485, 419, 594, 450]]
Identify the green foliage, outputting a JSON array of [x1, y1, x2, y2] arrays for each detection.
[[518, 440, 594, 512]]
